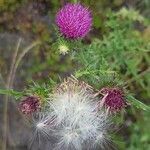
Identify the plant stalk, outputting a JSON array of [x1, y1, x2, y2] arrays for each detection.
[[2, 38, 21, 150], [2, 39, 40, 150]]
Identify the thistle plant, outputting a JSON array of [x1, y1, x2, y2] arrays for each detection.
[[0, 1, 150, 150]]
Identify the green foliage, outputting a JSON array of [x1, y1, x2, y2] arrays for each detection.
[[72, 9, 150, 149], [75, 9, 150, 98], [25, 78, 56, 100], [0, 78, 56, 104], [126, 111, 150, 150], [0, 89, 23, 99]]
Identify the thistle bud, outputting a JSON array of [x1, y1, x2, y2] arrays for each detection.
[[100, 87, 127, 113], [19, 95, 41, 115], [58, 44, 69, 55]]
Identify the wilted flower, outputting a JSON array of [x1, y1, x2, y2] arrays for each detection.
[[100, 87, 126, 113], [56, 3, 92, 39], [19, 95, 41, 114]]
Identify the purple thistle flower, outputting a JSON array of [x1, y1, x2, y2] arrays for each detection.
[[19, 95, 41, 115], [55, 3, 92, 39], [100, 87, 126, 113]]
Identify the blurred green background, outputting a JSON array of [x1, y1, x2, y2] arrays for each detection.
[[0, 0, 150, 149]]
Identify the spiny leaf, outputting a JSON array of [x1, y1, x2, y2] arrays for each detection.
[[0, 89, 23, 100]]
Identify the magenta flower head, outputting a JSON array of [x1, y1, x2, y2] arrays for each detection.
[[19, 95, 41, 115], [55, 3, 92, 39], [100, 87, 127, 113]]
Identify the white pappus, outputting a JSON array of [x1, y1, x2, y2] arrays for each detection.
[[33, 77, 113, 150]]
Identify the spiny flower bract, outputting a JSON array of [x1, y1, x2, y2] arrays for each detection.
[[56, 3, 92, 39]]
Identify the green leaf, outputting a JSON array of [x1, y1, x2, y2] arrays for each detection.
[[0, 89, 23, 100], [126, 95, 150, 111]]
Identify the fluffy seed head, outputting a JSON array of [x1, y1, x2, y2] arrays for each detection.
[[47, 77, 110, 149], [56, 3, 92, 39], [19, 95, 41, 114], [100, 87, 126, 113], [28, 77, 114, 150]]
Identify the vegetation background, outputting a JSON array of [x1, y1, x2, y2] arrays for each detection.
[[0, 0, 149, 150]]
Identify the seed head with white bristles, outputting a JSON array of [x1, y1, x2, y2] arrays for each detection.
[[45, 77, 112, 150], [28, 77, 114, 150]]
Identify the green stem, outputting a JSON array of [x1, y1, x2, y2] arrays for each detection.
[[0, 89, 23, 99], [126, 95, 150, 111]]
